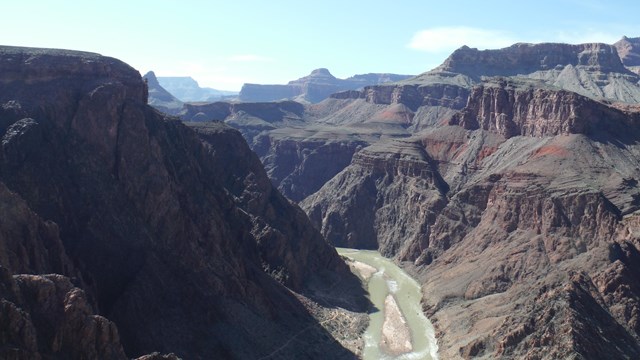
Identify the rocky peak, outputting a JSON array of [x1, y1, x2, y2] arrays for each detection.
[[435, 42, 629, 78], [142, 70, 159, 87], [142, 71, 183, 115], [310, 67, 333, 77], [614, 36, 640, 67], [288, 68, 337, 86]]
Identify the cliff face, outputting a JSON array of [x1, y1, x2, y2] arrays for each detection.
[[333, 82, 470, 112], [255, 136, 369, 202], [437, 42, 628, 76], [0, 182, 127, 359], [302, 139, 449, 255], [450, 79, 637, 138], [0, 46, 363, 359], [615, 36, 640, 67]]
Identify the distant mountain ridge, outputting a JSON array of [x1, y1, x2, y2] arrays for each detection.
[[156, 76, 237, 102], [397, 41, 640, 104], [239, 68, 413, 103]]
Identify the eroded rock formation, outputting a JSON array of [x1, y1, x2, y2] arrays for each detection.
[[142, 71, 183, 115]]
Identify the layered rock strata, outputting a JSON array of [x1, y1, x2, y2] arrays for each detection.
[[303, 77, 640, 357]]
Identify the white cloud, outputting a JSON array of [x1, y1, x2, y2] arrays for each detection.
[[228, 54, 274, 62], [408, 26, 517, 53]]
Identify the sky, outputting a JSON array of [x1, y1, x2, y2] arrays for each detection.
[[1, 0, 639, 91]]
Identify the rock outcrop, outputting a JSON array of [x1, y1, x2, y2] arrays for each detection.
[[615, 36, 640, 67], [302, 139, 449, 255], [0, 182, 127, 359], [0, 45, 365, 359], [449, 78, 637, 138], [0, 270, 127, 360], [239, 68, 413, 103], [142, 71, 183, 115]]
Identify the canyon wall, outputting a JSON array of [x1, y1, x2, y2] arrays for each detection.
[[0, 46, 363, 359]]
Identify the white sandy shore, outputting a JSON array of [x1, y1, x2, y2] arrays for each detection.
[[349, 259, 377, 281], [380, 294, 413, 355]]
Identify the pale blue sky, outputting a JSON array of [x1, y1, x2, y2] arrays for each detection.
[[1, 0, 638, 90]]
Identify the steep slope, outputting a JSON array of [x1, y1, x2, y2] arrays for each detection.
[[302, 76, 640, 357], [0, 45, 366, 359], [142, 71, 183, 115], [239, 68, 413, 103], [615, 36, 640, 75]]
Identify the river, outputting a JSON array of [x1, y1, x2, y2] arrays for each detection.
[[336, 248, 438, 360]]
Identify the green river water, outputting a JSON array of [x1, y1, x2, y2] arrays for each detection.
[[337, 248, 438, 360]]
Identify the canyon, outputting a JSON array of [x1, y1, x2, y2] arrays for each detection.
[[4, 35, 640, 359], [0, 46, 368, 359], [148, 38, 640, 358]]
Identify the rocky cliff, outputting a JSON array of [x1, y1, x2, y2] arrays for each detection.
[[408, 42, 640, 104], [615, 36, 640, 67], [0, 181, 133, 359], [239, 68, 413, 103], [302, 139, 449, 255], [437, 42, 628, 76], [449, 78, 637, 138], [0, 46, 366, 359]]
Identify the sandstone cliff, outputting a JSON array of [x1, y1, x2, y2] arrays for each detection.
[[0, 46, 365, 359]]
